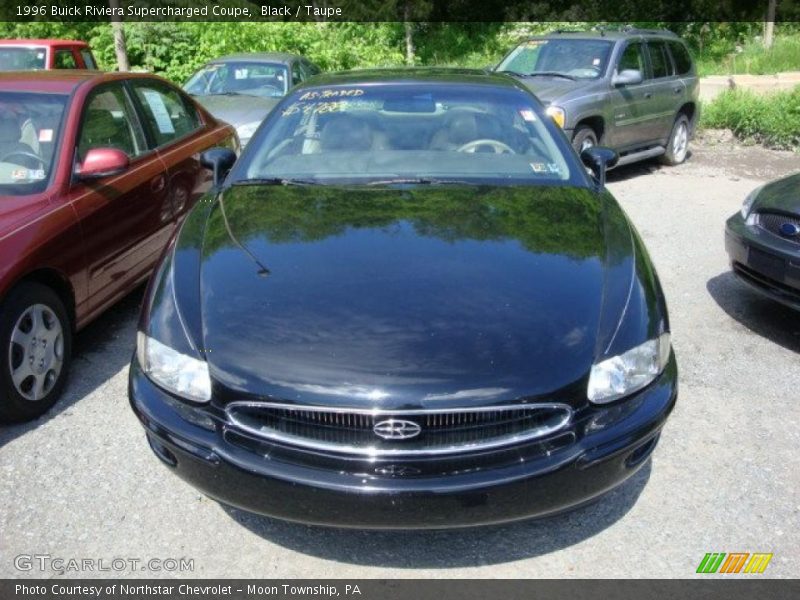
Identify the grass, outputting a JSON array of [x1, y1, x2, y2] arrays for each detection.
[[696, 34, 800, 77], [700, 85, 800, 150]]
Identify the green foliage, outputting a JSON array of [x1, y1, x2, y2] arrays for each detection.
[[696, 31, 800, 76], [701, 86, 800, 150]]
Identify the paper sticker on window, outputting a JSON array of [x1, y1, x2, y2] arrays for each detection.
[[592, 58, 601, 66], [530, 162, 547, 173], [38, 129, 53, 142], [234, 69, 249, 79], [10, 168, 44, 180], [520, 109, 537, 122], [142, 90, 175, 134]]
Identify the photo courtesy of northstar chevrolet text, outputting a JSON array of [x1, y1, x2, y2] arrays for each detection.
[[0, 0, 798, 592]]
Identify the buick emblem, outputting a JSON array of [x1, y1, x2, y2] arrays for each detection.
[[373, 419, 421, 440], [779, 222, 800, 237]]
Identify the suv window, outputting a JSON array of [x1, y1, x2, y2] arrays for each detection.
[[77, 85, 146, 162], [54, 50, 77, 69], [667, 41, 692, 75], [648, 42, 674, 79], [132, 81, 200, 146], [617, 42, 646, 76]]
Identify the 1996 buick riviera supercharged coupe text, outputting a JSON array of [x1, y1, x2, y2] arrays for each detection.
[[129, 69, 678, 528]]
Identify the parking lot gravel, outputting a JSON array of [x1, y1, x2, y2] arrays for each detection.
[[1, 141, 798, 579]]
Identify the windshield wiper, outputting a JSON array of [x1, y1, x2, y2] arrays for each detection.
[[233, 177, 321, 186], [527, 71, 576, 81], [367, 177, 473, 186], [497, 70, 528, 78]]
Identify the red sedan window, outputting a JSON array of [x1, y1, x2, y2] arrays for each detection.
[[77, 86, 146, 162], [0, 92, 67, 194]]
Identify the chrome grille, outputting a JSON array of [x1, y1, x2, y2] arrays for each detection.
[[756, 212, 800, 244], [225, 402, 573, 457]]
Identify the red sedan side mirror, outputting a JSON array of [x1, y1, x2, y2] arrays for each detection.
[[76, 148, 130, 180]]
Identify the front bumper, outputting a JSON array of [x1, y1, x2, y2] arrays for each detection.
[[725, 213, 800, 310], [129, 357, 678, 529]]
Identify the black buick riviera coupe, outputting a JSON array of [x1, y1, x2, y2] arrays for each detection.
[[129, 69, 677, 528]]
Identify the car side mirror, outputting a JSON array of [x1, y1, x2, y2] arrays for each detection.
[[612, 69, 643, 86], [200, 147, 237, 187], [581, 146, 619, 189], [75, 148, 129, 180]]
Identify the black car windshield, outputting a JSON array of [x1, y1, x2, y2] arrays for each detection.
[[0, 46, 47, 71], [0, 92, 67, 196], [184, 61, 289, 98], [497, 39, 614, 80], [238, 83, 577, 185]]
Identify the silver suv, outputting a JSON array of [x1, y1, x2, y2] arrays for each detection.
[[495, 28, 699, 167]]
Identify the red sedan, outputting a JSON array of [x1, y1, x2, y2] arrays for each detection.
[[0, 71, 238, 422]]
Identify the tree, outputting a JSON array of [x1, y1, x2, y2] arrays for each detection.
[[404, 4, 415, 65], [109, 0, 129, 71], [764, 0, 777, 49]]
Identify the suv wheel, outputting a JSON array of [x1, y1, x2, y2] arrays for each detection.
[[0, 282, 72, 423], [572, 126, 598, 155], [661, 115, 690, 166]]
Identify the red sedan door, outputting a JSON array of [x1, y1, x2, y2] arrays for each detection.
[[66, 80, 174, 323]]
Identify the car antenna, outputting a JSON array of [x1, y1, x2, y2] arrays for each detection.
[[217, 194, 271, 278]]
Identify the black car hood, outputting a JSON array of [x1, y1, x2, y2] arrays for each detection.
[[194, 184, 641, 409], [192, 94, 280, 128], [753, 172, 800, 214]]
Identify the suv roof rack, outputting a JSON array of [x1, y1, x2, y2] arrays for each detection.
[[621, 25, 679, 37], [549, 25, 678, 38]]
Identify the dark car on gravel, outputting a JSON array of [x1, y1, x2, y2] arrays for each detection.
[[494, 28, 699, 167], [726, 172, 800, 310], [184, 52, 321, 147], [0, 71, 236, 422], [129, 68, 677, 528]]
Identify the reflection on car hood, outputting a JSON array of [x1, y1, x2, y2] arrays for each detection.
[[752, 172, 800, 214], [514, 77, 586, 105], [192, 94, 280, 129], [194, 184, 637, 409]]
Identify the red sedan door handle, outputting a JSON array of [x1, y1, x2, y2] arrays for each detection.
[[150, 174, 166, 193]]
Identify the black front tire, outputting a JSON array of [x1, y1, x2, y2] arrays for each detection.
[[0, 282, 72, 423], [571, 126, 598, 155]]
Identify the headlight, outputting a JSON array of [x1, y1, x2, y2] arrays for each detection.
[[587, 333, 671, 404], [546, 105, 566, 128], [740, 185, 763, 219], [236, 121, 261, 143], [137, 332, 211, 403]]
